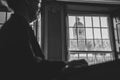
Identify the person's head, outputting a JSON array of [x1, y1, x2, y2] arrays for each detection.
[[77, 17, 80, 22], [4, 0, 40, 22]]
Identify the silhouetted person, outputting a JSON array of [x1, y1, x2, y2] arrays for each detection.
[[0, 0, 66, 79]]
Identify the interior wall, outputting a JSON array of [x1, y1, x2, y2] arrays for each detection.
[[42, 2, 65, 61]]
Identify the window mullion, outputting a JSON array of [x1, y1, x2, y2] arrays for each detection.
[[91, 16, 95, 47], [99, 16, 104, 47]]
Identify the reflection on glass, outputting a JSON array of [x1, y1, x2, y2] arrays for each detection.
[[68, 16, 75, 27], [94, 28, 101, 39], [0, 12, 5, 23], [86, 28, 93, 39], [100, 17, 108, 27], [73, 17, 85, 39], [93, 17, 100, 27], [102, 29, 109, 39], [78, 28, 85, 39], [78, 16, 84, 25], [73, 17, 84, 27], [85, 16, 92, 27]]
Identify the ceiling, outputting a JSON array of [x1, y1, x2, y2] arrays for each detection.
[[57, 0, 120, 4]]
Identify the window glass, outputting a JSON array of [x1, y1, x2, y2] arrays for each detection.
[[77, 28, 85, 39], [69, 28, 76, 39], [68, 15, 113, 65], [78, 16, 84, 26], [86, 28, 93, 39], [114, 30, 118, 40], [85, 16, 92, 27], [94, 40, 102, 51], [69, 40, 78, 50], [0, 12, 6, 23], [7, 12, 12, 20], [102, 29, 109, 39], [117, 24, 120, 41], [93, 16, 100, 27], [86, 40, 94, 51], [69, 53, 79, 61], [68, 16, 76, 27], [103, 40, 111, 51], [94, 28, 101, 39], [100, 17, 108, 27], [77, 40, 86, 50]]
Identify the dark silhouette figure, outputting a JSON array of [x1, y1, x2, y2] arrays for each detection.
[[0, 0, 66, 79]]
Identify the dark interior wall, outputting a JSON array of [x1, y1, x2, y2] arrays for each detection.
[[42, 1, 65, 61], [47, 5, 62, 61]]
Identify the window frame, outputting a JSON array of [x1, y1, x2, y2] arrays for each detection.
[[66, 12, 115, 64]]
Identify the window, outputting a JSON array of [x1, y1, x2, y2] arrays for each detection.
[[67, 14, 114, 65], [0, 12, 11, 28], [113, 17, 120, 58]]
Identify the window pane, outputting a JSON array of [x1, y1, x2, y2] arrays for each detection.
[[85, 16, 92, 27], [7, 12, 12, 20], [117, 24, 120, 41], [113, 18, 116, 29], [104, 53, 113, 61], [93, 16, 100, 27], [68, 16, 76, 27], [86, 40, 94, 51], [69, 53, 79, 61], [94, 28, 101, 39], [94, 40, 103, 51], [0, 12, 6, 23], [116, 41, 119, 52], [69, 40, 78, 50], [77, 40, 86, 50], [100, 17, 108, 27], [103, 40, 112, 51], [96, 54, 105, 63], [87, 53, 95, 61], [69, 28, 77, 39], [79, 53, 87, 60], [114, 30, 118, 40], [77, 28, 85, 39], [102, 29, 109, 39], [86, 28, 93, 39]]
